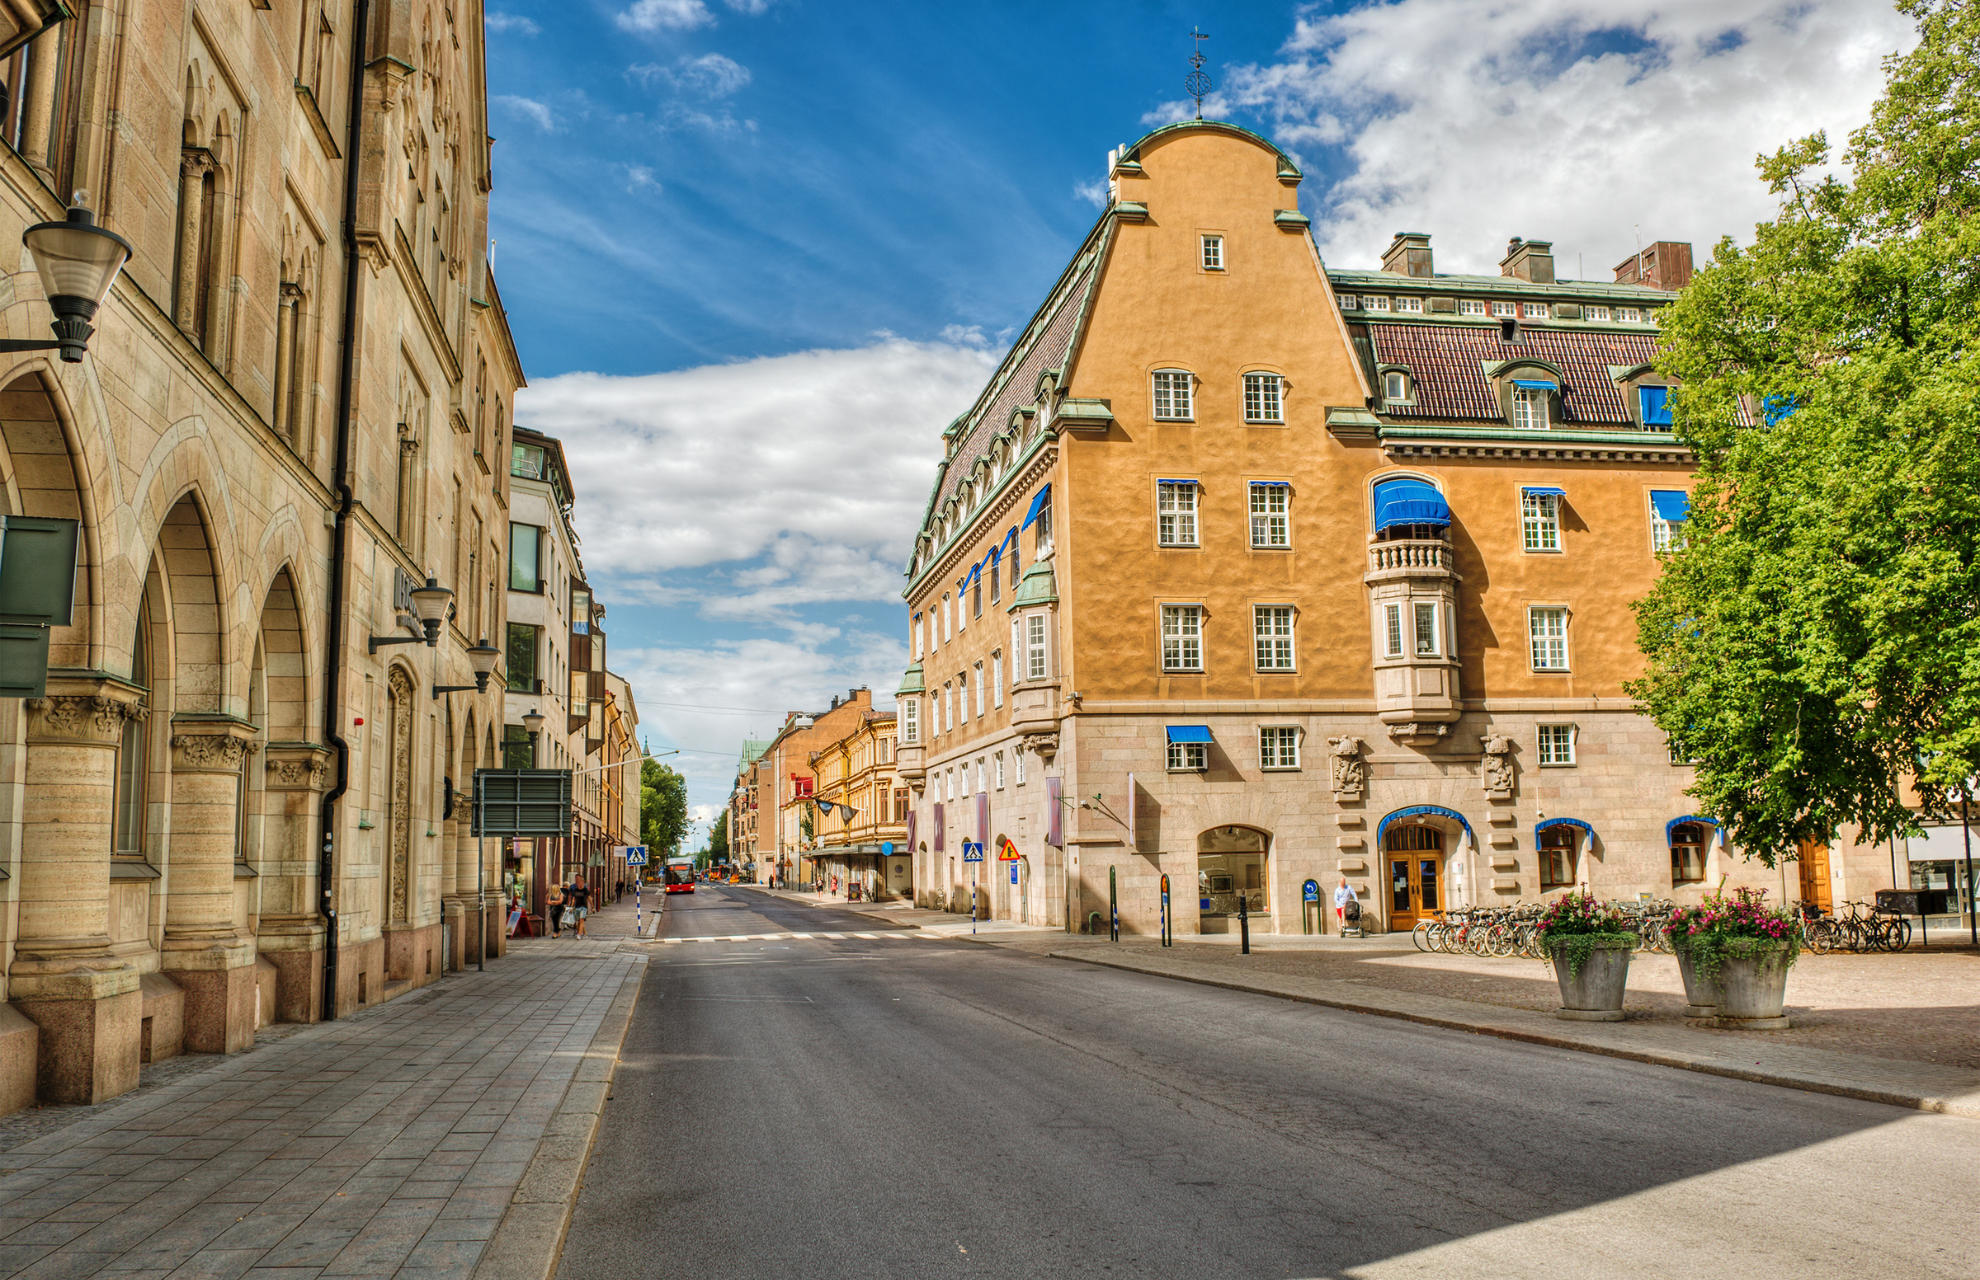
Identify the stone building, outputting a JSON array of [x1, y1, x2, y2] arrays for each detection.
[[894, 120, 1867, 940], [807, 711, 908, 900], [729, 691, 878, 887], [0, 3, 528, 1109], [726, 738, 770, 873]]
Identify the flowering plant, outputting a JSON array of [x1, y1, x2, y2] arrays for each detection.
[[1535, 890, 1637, 977], [1666, 886, 1802, 979]]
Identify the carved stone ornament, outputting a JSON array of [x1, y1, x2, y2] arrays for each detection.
[[1020, 731, 1060, 760], [1480, 732, 1516, 798], [171, 733, 256, 773], [1386, 722, 1450, 746], [25, 695, 145, 745], [1327, 736, 1365, 798], [265, 755, 331, 792]]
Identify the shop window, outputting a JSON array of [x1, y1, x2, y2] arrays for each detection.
[[1540, 826, 1577, 888], [1671, 822, 1708, 884]]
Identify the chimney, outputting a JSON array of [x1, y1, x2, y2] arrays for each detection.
[[1613, 241, 1693, 291], [1500, 237, 1555, 284], [1380, 232, 1434, 278], [829, 696, 841, 710], [851, 687, 865, 705]]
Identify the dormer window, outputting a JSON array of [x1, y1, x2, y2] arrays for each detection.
[[1382, 370, 1413, 403], [1522, 302, 1550, 320], [1639, 385, 1673, 429], [1587, 305, 1611, 322], [1510, 380, 1554, 430], [1394, 297, 1423, 313], [1338, 294, 1359, 311], [1361, 296, 1391, 312], [1201, 235, 1224, 271], [1490, 301, 1517, 318], [1458, 300, 1486, 316], [1617, 307, 1643, 323]]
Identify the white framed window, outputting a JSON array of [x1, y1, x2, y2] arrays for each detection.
[[1200, 235, 1224, 270], [1015, 750, 1027, 785], [1490, 301, 1517, 318], [1161, 605, 1203, 672], [1538, 723, 1576, 765], [1249, 483, 1289, 548], [973, 663, 984, 718], [942, 594, 952, 641], [1338, 294, 1359, 311], [1361, 295, 1391, 312], [994, 752, 1005, 788], [1458, 299, 1486, 316], [1384, 603, 1403, 657], [1382, 370, 1410, 402], [1033, 494, 1053, 558], [1025, 614, 1048, 680], [1511, 386, 1551, 430], [1242, 373, 1284, 423], [1259, 725, 1300, 770], [1167, 741, 1207, 771], [901, 698, 919, 745], [1394, 296, 1423, 313], [1010, 621, 1020, 684], [1152, 370, 1194, 420], [975, 757, 986, 793], [957, 670, 969, 721], [1413, 601, 1439, 656], [945, 767, 955, 801], [1522, 302, 1550, 320], [1587, 305, 1611, 322], [957, 586, 969, 632], [1617, 307, 1642, 323], [1652, 512, 1687, 553], [944, 682, 955, 731], [1529, 607, 1569, 670], [1157, 481, 1199, 546], [912, 612, 922, 659], [1522, 491, 1561, 552], [991, 652, 1003, 707], [1254, 605, 1294, 671]]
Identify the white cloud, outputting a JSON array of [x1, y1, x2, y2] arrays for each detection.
[[1073, 178, 1109, 208], [485, 12, 540, 36], [493, 95, 556, 132], [514, 336, 999, 622], [625, 164, 662, 194], [630, 52, 752, 98], [1213, 0, 1913, 275], [724, 0, 772, 14], [616, 0, 714, 33]]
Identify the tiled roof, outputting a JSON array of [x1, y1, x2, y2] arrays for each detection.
[[929, 255, 1098, 518], [1367, 324, 1660, 424]]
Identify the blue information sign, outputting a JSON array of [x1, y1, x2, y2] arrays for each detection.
[[1302, 878, 1320, 903], [623, 846, 649, 866], [962, 841, 984, 863]]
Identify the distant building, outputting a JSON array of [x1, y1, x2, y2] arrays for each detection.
[[893, 119, 1870, 939], [809, 712, 909, 900]]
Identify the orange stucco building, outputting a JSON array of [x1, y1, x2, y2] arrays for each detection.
[[896, 121, 1878, 938]]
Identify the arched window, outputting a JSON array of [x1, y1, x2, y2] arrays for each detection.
[[1670, 822, 1708, 884], [113, 604, 150, 857], [1371, 475, 1450, 541], [1539, 826, 1577, 888]]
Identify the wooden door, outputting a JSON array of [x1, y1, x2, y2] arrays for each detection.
[[1385, 825, 1443, 929], [1796, 840, 1832, 912]]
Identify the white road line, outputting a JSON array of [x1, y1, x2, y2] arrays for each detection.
[[851, 932, 879, 939]]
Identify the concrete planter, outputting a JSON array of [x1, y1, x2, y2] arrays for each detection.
[[1550, 935, 1634, 1022], [1672, 939, 1720, 1018], [1713, 943, 1794, 1030]]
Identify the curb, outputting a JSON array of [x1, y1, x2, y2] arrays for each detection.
[[1048, 949, 1980, 1121], [471, 959, 648, 1280]]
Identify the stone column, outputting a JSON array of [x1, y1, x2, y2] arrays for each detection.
[[272, 283, 301, 440], [16, 36, 60, 177], [160, 719, 259, 1053], [446, 780, 478, 970], [174, 151, 212, 337], [11, 682, 147, 1104], [258, 743, 331, 1022]]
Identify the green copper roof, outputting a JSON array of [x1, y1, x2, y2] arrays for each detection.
[[895, 663, 925, 696], [1007, 559, 1059, 612]]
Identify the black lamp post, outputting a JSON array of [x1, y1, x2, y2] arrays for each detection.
[[431, 638, 501, 699], [522, 708, 545, 766], [369, 577, 452, 653], [0, 197, 134, 364]]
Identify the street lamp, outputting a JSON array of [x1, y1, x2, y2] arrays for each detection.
[[0, 196, 134, 364], [369, 576, 453, 653], [431, 637, 502, 699], [522, 707, 545, 766]]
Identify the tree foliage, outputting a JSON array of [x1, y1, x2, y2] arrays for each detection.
[[1633, 0, 1980, 864], [640, 755, 688, 856], [704, 810, 729, 866]]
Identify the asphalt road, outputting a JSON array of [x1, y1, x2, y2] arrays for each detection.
[[560, 885, 1978, 1279]]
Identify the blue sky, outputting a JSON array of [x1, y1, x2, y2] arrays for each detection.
[[489, 0, 1910, 842]]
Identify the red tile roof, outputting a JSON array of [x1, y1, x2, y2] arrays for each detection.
[[1367, 323, 1660, 424]]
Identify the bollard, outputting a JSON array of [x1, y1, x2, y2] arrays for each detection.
[[1239, 892, 1250, 954], [1109, 866, 1119, 942], [1160, 874, 1172, 947]]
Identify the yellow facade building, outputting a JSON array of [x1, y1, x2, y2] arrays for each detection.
[[895, 121, 1864, 938]]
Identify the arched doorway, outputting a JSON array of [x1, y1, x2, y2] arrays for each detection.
[[1198, 825, 1269, 933], [1384, 825, 1444, 931]]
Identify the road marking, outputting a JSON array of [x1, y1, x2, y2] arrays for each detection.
[[653, 930, 933, 944]]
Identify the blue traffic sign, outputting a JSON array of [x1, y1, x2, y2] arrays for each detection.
[[622, 846, 649, 866], [962, 841, 984, 863], [1302, 878, 1320, 903]]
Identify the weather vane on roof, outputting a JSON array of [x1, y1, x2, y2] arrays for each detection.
[[1186, 28, 1211, 120]]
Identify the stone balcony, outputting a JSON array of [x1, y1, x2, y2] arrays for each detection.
[[1364, 536, 1461, 742], [1365, 537, 1459, 582], [1009, 678, 1063, 757]]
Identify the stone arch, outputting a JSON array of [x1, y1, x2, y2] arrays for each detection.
[[0, 369, 100, 668], [255, 567, 307, 741], [154, 493, 227, 714], [384, 662, 417, 930], [1196, 824, 1272, 924]]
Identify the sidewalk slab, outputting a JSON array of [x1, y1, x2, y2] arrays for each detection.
[[1040, 942, 1980, 1120]]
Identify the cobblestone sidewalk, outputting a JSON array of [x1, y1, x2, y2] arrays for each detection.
[[0, 936, 645, 1280]]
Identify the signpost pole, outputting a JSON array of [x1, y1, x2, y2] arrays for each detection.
[[1109, 865, 1118, 942], [1964, 789, 1976, 948], [1160, 873, 1171, 948], [1239, 890, 1250, 955]]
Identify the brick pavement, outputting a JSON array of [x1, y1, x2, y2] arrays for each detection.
[[0, 921, 646, 1280]]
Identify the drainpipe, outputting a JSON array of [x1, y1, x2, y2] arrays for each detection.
[[319, 0, 373, 1023]]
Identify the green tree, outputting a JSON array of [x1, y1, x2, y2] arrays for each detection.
[[640, 755, 688, 856], [704, 810, 729, 866], [1633, 0, 1980, 864]]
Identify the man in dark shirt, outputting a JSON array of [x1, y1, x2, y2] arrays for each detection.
[[567, 878, 591, 938]]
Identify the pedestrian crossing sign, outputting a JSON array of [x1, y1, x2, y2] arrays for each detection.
[[622, 846, 649, 866], [962, 841, 984, 862]]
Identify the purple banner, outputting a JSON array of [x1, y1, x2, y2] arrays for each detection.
[[1046, 776, 1062, 847], [977, 791, 989, 845], [906, 808, 917, 853], [933, 803, 945, 852]]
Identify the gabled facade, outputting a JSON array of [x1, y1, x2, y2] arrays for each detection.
[[897, 120, 1816, 940], [808, 713, 909, 900]]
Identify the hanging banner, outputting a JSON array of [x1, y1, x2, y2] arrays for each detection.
[[1046, 776, 1062, 847], [933, 802, 945, 852], [905, 808, 918, 852], [976, 790, 990, 845]]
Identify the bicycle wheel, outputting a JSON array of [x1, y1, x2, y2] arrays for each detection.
[[1806, 920, 1834, 955], [1412, 920, 1434, 952], [1888, 918, 1911, 952], [1489, 923, 1517, 958]]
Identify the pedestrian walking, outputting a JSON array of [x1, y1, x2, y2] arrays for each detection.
[[1334, 876, 1358, 927], [547, 884, 565, 937], [567, 877, 591, 938]]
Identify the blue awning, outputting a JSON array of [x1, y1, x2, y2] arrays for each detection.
[[1021, 485, 1052, 531], [1250, 480, 1291, 487], [1640, 385, 1673, 426], [1376, 805, 1474, 844], [1667, 815, 1717, 841], [1761, 394, 1797, 425], [998, 526, 1019, 555], [1522, 485, 1566, 498], [1650, 490, 1690, 522], [1512, 378, 1558, 390], [1373, 479, 1450, 532], [1165, 725, 1213, 744], [962, 561, 981, 588], [1535, 817, 1593, 842]]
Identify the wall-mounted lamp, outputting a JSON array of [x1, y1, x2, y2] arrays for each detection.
[[431, 637, 501, 699], [522, 707, 545, 767], [0, 197, 133, 364], [369, 576, 452, 653]]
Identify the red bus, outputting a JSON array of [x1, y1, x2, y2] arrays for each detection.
[[663, 858, 697, 894]]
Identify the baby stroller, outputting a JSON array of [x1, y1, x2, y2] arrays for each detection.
[[1341, 897, 1364, 939]]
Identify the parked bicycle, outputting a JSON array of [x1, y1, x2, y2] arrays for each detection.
[[1804, 899, 1910, 953]]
